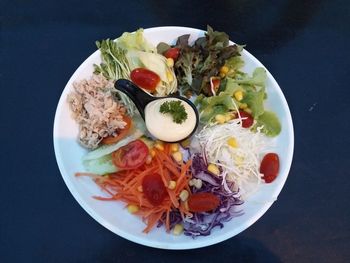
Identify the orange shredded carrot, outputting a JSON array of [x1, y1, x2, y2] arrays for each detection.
[[76, 143, 193, 233]]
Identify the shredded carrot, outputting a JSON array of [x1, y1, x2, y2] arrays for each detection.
[[76, 144, 193, 233]]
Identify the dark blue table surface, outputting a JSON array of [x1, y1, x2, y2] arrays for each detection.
[[1, 1, 349, 262]]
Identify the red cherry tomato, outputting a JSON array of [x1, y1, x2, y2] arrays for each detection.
[[112, 140, 149, 170], [163, 48, 180, 60], [130, 68, 160, 91], [260, 153, 280, 183], [239, 110, 254, 128], [188, 192, 220, 213], [142, 173, 167, 206]]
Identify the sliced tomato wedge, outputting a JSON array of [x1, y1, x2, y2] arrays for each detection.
[[142, 173, 167, 206], [163, 48, 180, 60], [130, 68, 160, 91], [260, 153, 279, 183], [188, 192, 220, 213], [102, 115, 132, 145], [239, 110, 254, 128], [112, 140, 149, 170]]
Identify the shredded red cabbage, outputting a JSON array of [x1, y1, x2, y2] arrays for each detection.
[[176, 153, 243, 237]]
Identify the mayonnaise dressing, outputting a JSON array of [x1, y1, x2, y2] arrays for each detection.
[[144, 98, 197, 142]]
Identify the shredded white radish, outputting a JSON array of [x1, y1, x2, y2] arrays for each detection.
[[196, 119, 268, 199]]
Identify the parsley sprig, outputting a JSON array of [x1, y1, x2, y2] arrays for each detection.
[[159, 101, 188, 124]]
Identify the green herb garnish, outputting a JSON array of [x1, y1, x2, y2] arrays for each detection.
[[160, 101, 188, 124]]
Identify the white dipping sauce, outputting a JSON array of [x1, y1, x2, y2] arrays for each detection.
[[144, 98, 197, 142]]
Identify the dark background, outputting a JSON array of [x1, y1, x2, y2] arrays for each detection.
[[1, 0, 349, 262]]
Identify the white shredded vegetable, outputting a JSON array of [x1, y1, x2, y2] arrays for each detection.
[[196, 119, 269, 199]]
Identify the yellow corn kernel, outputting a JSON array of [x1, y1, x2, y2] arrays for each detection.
[[166, 58, 174, 67], [170, 143, 179, 152], [190, 178, 202, 189], [154, 141, 164, 151], [220, 66, 229, 74], [168, 180, 177, 190], [227, 137, 238, 148], [215, 114, 226, 124], [145, 155, 152, 164], [150, 149, 156, 157], [137, 185, 143, 192], [208, 163, 220, 176], [172, 151, 183, 163], [167, 70, 174, 82], [179, 190, 189, 201], [183, 200, 189, 210], [234, 90, 243, 101], [180, 138, 191, 148], [225, 113, 233, 122], [173, 224, 184, 235], [127, 204, 139, 214], [245, 108, 252, 114], [239, 103, 248, 109]]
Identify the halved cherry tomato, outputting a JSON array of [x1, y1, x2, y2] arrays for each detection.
[[260, 153, 279, 183], [188, 192, 220, 213], [102, 115, 132, 145], [163, 48, 180, 60], [130, 68, 160, 91], [142, 173, 167, 206], [210, 77, 221, 95], [112, 140, 149, 170], [239, 110, 254, 128]]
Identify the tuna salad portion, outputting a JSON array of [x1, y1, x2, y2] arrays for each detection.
[[67, 74, 127, 149]]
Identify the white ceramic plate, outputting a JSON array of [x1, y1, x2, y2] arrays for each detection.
[[53, 26, 294, 249]]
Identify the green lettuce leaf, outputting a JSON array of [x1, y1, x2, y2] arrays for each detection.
[[253, 110, 281, 137], [116, 29, 156, 53]]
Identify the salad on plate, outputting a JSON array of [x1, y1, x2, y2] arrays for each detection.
[[67, 26, 281, 237]]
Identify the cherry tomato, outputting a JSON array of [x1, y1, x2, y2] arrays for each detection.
[[163, 48, 180, 60], [239, 110, 254, 128], [210, 77, 221, 95], [142, 173, 167, 206], [130, 68, 160, 91], [260, 153, 280, 183], [102, 115, 132, 145], [188, 192, 220, 213], [112, 140, 149, 170]]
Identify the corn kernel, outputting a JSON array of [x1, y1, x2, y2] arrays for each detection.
[[172, 151, 183, 163], [173, 224, 184, 235], [208, 163, 220, 176], [154, 141, 164, 151], [189, 178, 202, 189], [168, 180, 177, 190], [239, 103, 248, 109], [127, 204, 139, 214], [227, 137, 238, 148], [179, 190, 189, 201], [180, 138, 191, 148], [245, 108, 252, 114], [150, 149, 156, 157], [145, 155, 152, 164], [234, 90, 243, 101], [166, 58, 174, 67], [183, 200, 189, 210], [170, 143, 179, 152], [167, 70, 174, 82], [137, 185, 143, 192], [225, 113, 233, 122], [220, 66, 229, 74], [215, 114, 226, 124]]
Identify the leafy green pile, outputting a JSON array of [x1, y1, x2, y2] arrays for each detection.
[[157, 26, 244, 96], [196, 67, 281, 137]]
